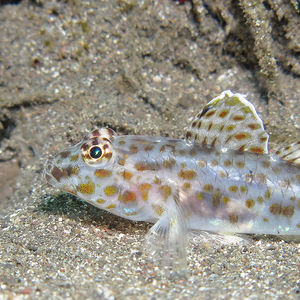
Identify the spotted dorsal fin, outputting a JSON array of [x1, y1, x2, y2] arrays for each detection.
[[274, 141, 300, 166], [185, 90, 269, 154]]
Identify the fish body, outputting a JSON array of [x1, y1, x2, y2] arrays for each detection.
[[45, 91, 300, 254]]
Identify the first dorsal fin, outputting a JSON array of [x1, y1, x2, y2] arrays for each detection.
[[274, 141, 300, 166], [185, 90, 269, 154]]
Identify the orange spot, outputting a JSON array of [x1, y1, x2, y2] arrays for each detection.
[[78, 182, 95, 194], [205, 110, 216, 118], [118, 158, 126, 166], [104, 152, 112, 159], [178, 170, 197, 180], [234, 133, 249, 140], [203, 184, 213, 192], [162, 158, 176, 168], [96, 199, 105, 204], [135, 162, 160, 171], [119, 140, 125, 145], [233, 115, 245, 121], [119, 190, 136, 203], [222, 196, 230, 204], [183, 182, 191, 189], [240, 185, 247, 193], [229, 185, 238, 193], [226, 125, 235, 131], [70, 154, 79, 161], [281, 206, 294, 217], [264, 188, 271, 199], [257, 196, 263, 203], [104, 185, 118, 196], [122, 171, 133, 181], [197, 193, 203, 201], [152, 204, 164, 216], [95, 169, 112, 178], [236, 161, 245, 169], [106, 204, 116, 209], [218, 110, 229, 118], [139, 183, 151, 201], [269, 203, 281, 215], [249, 147, 264, 154], [247, 123, 260, 130], [245, 199, 255, 209], [159, 185, 172, 200]]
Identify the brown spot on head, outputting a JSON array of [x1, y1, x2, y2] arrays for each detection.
[[91, 129, 101, 137], [51, 166, 64, 182], [122, 171, 133, 181], [104, 152, 112, 159], [60, 151, 71, 158]]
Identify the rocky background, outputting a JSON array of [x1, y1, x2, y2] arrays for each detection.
[[0, 0, 299, 299]]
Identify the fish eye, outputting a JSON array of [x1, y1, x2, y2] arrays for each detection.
[[89, 146, 103, 159]]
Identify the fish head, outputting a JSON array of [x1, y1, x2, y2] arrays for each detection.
[[45, 128, 118, 205]]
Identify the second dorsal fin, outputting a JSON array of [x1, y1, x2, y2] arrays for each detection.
[[185, 90, 269, 154]]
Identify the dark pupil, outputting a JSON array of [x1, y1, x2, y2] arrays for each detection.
[[90, 146, 102, 159]]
